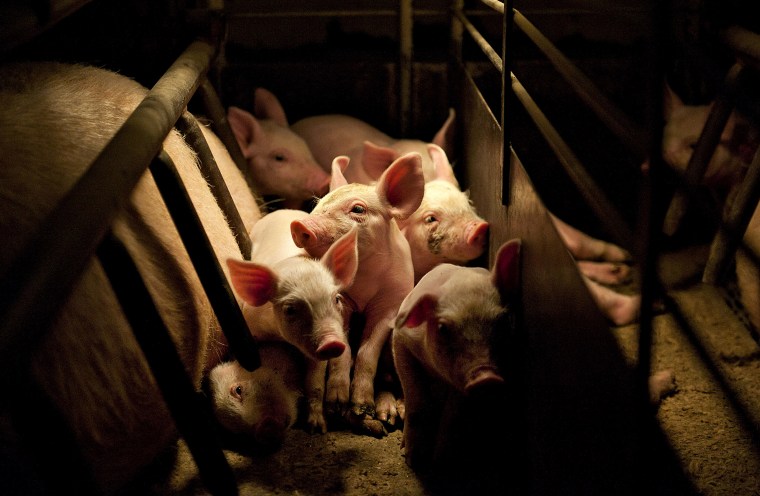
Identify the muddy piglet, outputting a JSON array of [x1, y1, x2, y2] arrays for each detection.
[[392, 239, 521, 472], [290, 153, 425, 430], [398, 144, 489, 282], [207, 341, 304, 450], [227, 209, 359, 433], [227, 88, 330, 209]]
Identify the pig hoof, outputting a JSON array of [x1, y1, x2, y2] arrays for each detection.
[[348, 415, 387, 438], [649, 369, 677, 406]]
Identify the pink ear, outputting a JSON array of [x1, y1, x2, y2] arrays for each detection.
[[362, 141, 398, 179], [254, 88, 289, 126], [432, 107, 456, 158], [377, 152, 425, 220], [662, 83, 683, 120], [330, 156, 350, 191], [226, 106, 261, 157], [398, 293, 438, 329], [226, 258, 278, 307], [427, 144, 458, 186], [321, 225, 359, 288], [492, 238, 521, 301]]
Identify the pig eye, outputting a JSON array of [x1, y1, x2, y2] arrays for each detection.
[[231, 384, 244, 400], [283, 304, 296, 316], [273, 153, 286, 162], [350, 204, 366, 214], [424, 214, 438, 223], [335, 294, 343, 306], [437, 323, 450, 336]]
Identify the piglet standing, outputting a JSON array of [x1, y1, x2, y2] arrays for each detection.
[[392, 239, 521, 475], [207, 341, 304, 450], [227, 88, 330, 209], [226, 209, 359, 433], [290, 154, 425, 432]]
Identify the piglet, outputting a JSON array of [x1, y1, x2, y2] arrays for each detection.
[[227, 209, 359, 433], [392, 239, 521, 471], [398, 143, 489, 282], [207, 341, 303, 450], [291, 109, 455, 184], [290, 153, 425, 431], [227, 88, 330, 209]]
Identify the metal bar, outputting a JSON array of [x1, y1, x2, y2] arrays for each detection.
[[703, 149, 760, 284], [455, 9, 502, 70], [399, 0, 413, 136], [511, 75, 634, 250], [149, 151, 260, 371], [197, 79, 250, 176], [229, 9, 445, 18], [0, 40, 216, 373], [97, 232, 238, 496], [501, 0, 515, 206], [176, 112, 252, 259]]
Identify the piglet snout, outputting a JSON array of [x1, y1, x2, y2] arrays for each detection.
[[315, 340, 347, 360], [254, 415, 288, 449], [290, 220, 313, 248], [464, 366, 504, 395], [466, 220, 489, 248]]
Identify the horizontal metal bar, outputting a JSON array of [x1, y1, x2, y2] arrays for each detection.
[[229, 9, 444, 19], [0, 40, 215, 372]]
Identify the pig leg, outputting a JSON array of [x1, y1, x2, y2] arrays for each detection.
[[325, 348, 353, 418], [583, 276, 641, 326], [304, 359, 328, 434], [576, 260, 633, 285], [550, 214, 631, 262], [649, 369, 677, 407]]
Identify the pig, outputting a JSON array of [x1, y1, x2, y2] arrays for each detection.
[[392, 239, 521, 471], [290, 153, 425, 431], [226, 208, 359, 433], [0, 61, 261, 492], [291, 109, 456, 184], [207, 341, 304, 450], [227, 88, 331, 209], [398, 143, 490, 283]]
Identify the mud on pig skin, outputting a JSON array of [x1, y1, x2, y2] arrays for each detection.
[[0, 61, 261, 492], [207, 341, 304, 450], [227, 88, 330, 209], [227, 209, 359, 433], [290, 153, 424, 433], [392, 239, 521, 472], [291, 109, 455, 184]]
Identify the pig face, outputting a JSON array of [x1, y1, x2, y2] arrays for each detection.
[[227, 88, 330, 207], [291, 153, 425, 259], [662, 85, 757, 187], [208, 359, 299, 448], [399, 180, 489, 281]]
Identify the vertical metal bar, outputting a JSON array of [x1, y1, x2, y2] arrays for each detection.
[[176, 112, 252, 259], [501, 0, 515, 206], [399, 0, 413, 135], [149, 151, 260, 371], [97, 232, 238, 496]]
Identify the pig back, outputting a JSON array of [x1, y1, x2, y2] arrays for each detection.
[[0, 61, 246, 491]]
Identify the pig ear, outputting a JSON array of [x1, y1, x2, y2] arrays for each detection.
[[254, 88, 289, 126], [227, 106, 262, 157], [330, 156, 350, 191], [321, 225, 359, 288], [226, 258, 278, 307], [396, 293, 439, 329], [377, 152, 425, 220], [432, 108, 456, 159], [662, 83, 683, 120], [362, 141, 399, 179], [427, 143, 459, 187], [492, 239, 521, 301]]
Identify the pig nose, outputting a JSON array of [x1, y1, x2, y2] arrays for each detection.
[[254, 416, 287, 448], [467, 221, 489, 247], [316, 340, 346, 360], [290, 220, 311, 248], [464, 367, 504, 395]]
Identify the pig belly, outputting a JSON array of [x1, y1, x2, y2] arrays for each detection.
[[0, 62, 247, 492], [291, 114, 393, 171]]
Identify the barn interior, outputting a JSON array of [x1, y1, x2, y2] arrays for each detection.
[[1, 1, 760, 495]]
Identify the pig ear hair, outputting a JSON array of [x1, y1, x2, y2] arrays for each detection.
[[492, 238, 521, 301], [226, 258, 278, 307], [396, 294, 438, 329], [427, 143, 459, 187], [227, 106, 262, 155], [321, 225, 359, 289], [254, 88, 289, 126], [362, 141, 398, 179], [330, 156, 350, 191], [432, 107, 456, 159], [378, 152, 425, 220]]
